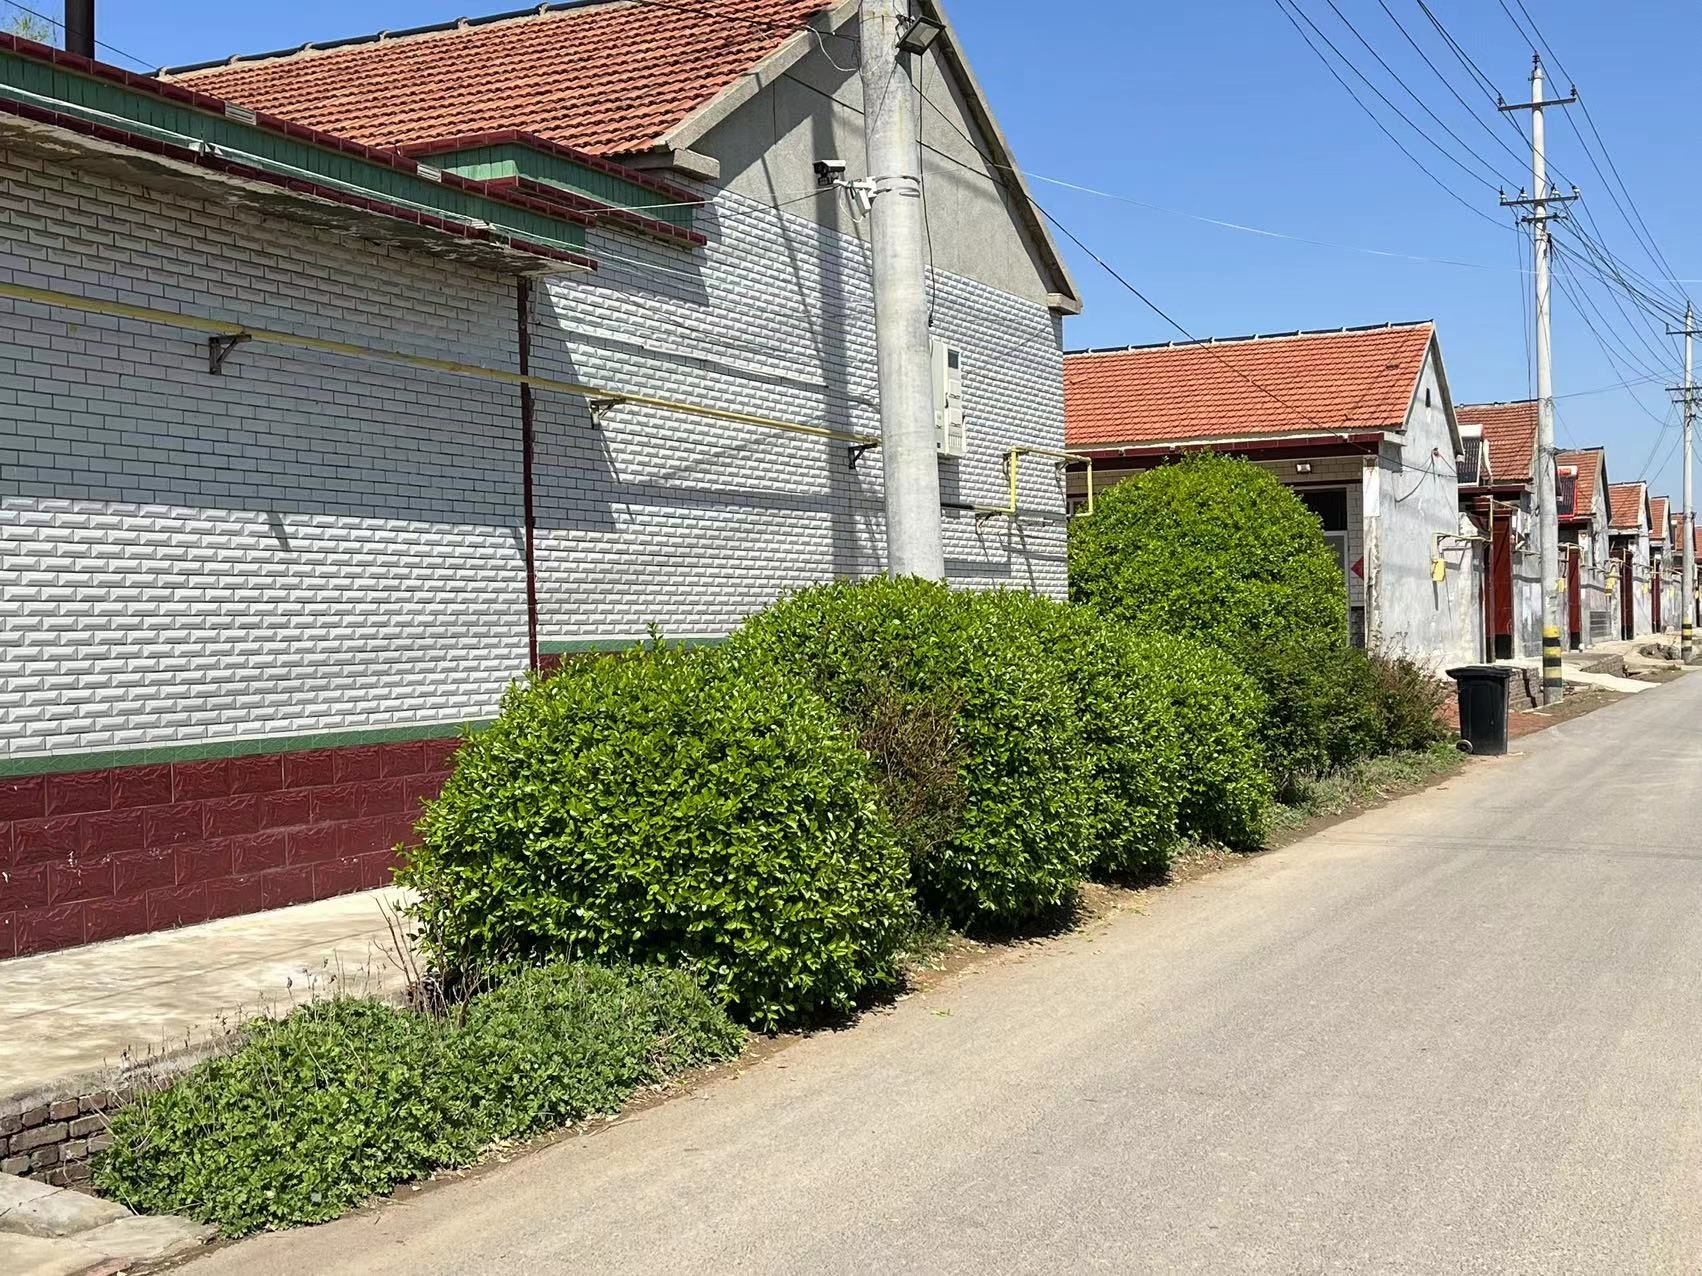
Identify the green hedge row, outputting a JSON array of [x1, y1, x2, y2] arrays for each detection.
[[402, 579, 1273, 1030], [1070, 453, 1449, 778], [95, 962, 744, 1235]]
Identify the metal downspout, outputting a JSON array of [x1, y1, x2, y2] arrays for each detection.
[[517, 278, 540, 672]]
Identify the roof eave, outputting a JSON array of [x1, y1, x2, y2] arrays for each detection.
[[652, 0, 1084, 315], [652, 1, 857, 157], [1067, 427, 1394, 457]]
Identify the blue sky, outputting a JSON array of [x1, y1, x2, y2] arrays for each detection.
[[17, 0, 1700, 502]]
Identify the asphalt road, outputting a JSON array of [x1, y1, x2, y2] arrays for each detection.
[[184, 673, 1702, 1275]]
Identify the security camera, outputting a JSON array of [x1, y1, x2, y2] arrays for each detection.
[[813, 159, 848, 188]]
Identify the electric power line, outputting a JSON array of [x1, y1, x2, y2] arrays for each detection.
[[1267, 0, 1513, 232], [1, 0, 152, 68], [1275, 0, 1508, 198], [911, 83, 1452, 468], [1373, 0, 1532, 178], [1494, 0, 1690, 306], [1550, 249, 1679, 423], [1415, 0, 1689, 323], [1313, 0, 1523, 191]]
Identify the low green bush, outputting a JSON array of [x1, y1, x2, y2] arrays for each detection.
[[399, 645, 914, 1030], [1364, 650, 1451, 754], [454, 963, 744, 1142], [94, 963, 742, 1236], [1068, 455, 1360, 775], [1246, 646, 1448, 777], [1238, 635, 1379, 780], [731, 578, 1096, 929], [970, 592, 1185, 879], [1133, 635, 1275, 849]]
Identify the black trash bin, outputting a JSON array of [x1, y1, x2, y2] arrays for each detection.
[[1446, 665, 1516, 755]]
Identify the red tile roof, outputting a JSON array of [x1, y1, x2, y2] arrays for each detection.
[[162, 0, 834, 157], [1064, 323, 1435, 449], [1557, 448, 1604, 521], [1651, 496, 1670, 541], [1607, 481, 1647, 531], [1455, 399, 1537, 486]]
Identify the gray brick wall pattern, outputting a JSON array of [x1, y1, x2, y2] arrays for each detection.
[[0, 148, 1067, 759]]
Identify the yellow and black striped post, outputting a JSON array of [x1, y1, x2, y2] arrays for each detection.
[[1542, 626, 1564, 701]]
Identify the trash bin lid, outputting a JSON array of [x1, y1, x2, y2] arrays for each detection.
[[1445, 665, 1516, 682]]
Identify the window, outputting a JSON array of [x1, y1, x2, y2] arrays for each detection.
[[1298, 488, 1350, 583], [1299, 488, 1348, 531]]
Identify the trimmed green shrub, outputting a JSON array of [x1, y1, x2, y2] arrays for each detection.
[[1128, 634, 1274, 849], [95, 963, 742, 1236], [1068, 454, 1358, 776], [399, 644, 914, 1030], [731, 578, 1096, 928], [1241, 645, 1448, 773], [968, 591, 1186, 879], [1364, 650, 1451, 754], [1238, 636, 1379, 778], [1067, 454, 1349, 647]]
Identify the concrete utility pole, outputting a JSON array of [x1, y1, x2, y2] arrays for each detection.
[[1670, 303, 1697, 660], [1501, 55, 1577, 705], [859, 0, 945, 580]]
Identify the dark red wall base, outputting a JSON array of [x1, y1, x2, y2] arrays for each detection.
[[0, 738, 460, 959]]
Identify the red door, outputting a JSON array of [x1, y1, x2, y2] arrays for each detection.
[[1490, 516, 1514, 659], [1567, 551, 1582, 647], [1620, 549, 1635, 639]]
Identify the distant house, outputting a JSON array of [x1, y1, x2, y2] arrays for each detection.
[[1063, 322, 1482, 666], [1606, 482, 1653, 639], [1455, 400, 1543, 660], [1556, 449, 1613, 648]]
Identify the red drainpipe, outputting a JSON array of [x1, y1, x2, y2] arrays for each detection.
[[516, 277, 540, 672]]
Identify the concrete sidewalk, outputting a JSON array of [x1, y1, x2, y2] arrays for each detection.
[[1502, 632, 1687, 695], [2, 888, 409, 1099]]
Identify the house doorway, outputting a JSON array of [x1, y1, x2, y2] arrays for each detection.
[[1653, 568, 1663, 632], [1620, 549, 1635, 639], [1488, 515, 1515, 660], [1566, 549, 1582, 649]]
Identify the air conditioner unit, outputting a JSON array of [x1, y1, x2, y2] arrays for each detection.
[[932, 338, 966, 458]]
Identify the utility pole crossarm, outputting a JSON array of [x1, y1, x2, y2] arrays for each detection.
[[1498, 94, 1578, 112], [1498, 192, 1580, 209]]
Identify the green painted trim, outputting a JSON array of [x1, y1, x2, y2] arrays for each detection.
[[428, 144, 695, 234], [540, 635, 728, 654], [0, 51, 588, 257], [0, 719, 493, 779]]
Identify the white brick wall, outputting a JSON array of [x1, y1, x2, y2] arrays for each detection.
[[1, 146, 1066, 760]]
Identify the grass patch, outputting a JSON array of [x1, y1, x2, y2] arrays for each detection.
[[1266, 743, 1465, 839], [94, 962, 744, 1237]]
